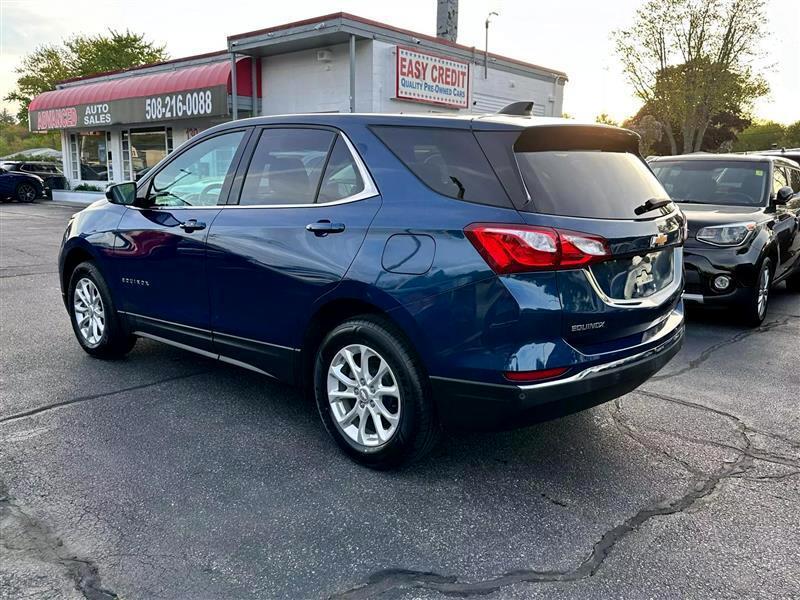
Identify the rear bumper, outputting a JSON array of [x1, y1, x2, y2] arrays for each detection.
[[430, 317, 684, 431]]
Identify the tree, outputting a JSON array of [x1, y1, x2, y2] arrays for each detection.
[[4, 29, 168, 125], [614, 0, 769, 154], [780, 121, 800, 148], [732, 120, 786, 152], [623, 114, 664, 156], [0, 108, 16, 126], [595, 113, 619, 126]]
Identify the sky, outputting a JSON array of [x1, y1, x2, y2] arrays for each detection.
[[0, 0, 798, 124]]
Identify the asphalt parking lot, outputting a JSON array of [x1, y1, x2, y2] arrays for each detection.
[[1, 201, 798, 600]]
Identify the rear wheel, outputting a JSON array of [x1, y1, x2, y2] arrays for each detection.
[[741, 258, 772, 327], [68, 262, 136, 358], [314, 316, 439, 469], [16, 183, 37, 203]]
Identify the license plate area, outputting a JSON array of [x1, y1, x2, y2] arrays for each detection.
[[589, 248, 676, 301]]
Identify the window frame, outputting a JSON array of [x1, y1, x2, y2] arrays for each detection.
[[227, 124, 379, 208], [134, 126, 253, 210]]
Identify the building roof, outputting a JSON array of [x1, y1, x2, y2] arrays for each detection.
[[29, 57, 259, 113], [228, 12, 567, 82]]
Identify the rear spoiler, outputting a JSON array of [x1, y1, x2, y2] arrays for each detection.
[[513, 124, 641, 154]]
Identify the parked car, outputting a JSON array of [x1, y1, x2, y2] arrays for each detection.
[[0, 167, 49, 202], [755, 148, 800, 167], [0, 160, 69, 192], [58, 113, 686, 467], [649, 154, 800, 325]]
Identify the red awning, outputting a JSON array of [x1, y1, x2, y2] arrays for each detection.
[[29, 57, 260, 112]]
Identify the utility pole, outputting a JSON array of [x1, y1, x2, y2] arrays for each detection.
[[485, 11, 499, 79]]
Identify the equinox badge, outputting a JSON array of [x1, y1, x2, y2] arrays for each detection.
[[571, 321, 606, 332]]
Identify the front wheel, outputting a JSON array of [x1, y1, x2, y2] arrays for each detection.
[[16, 183, 37, 203], [314, 316, 440, 469], [741, 258, 772, 327], [68, 262, 136, 358]]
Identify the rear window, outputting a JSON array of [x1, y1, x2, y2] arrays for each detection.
[[514, 151, 669, 219], [370, 126, 511, 208]]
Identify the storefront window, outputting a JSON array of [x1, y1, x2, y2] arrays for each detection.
[[69, 131, 109, 181], [127, 127, 172, 181]]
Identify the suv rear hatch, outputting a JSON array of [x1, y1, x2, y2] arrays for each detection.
[[475, 122, 685, 352]]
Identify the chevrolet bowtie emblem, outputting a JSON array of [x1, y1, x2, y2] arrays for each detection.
[[651, 233, 668, 247]]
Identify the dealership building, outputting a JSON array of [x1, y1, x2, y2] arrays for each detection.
[[28, 12, 567, 188]]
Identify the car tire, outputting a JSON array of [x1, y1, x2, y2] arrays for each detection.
[[742, 258, 772, 327], [314, 315, 440, 469], [68, 261, 136, 359], [16, 182, 37, 203]]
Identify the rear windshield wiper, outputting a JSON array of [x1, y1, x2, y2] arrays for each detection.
[[634, 198, 672, 216]]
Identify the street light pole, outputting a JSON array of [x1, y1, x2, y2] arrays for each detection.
[[484, 11, 499, 79]]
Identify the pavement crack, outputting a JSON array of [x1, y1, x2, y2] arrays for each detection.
[[331, 408, 756, 598], [330, 385, 794, 599], [0, 481, 119, 599], [650, 317, 791, 381], [0, 371, 206, 425]]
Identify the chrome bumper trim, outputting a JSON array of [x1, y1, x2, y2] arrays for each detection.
[[517, 324, 683, 390]]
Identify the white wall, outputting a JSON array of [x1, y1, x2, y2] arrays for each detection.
[[259, 41, 373, 114], [259, 39, 564, 117]]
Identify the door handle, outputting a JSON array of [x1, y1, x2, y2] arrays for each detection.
[[306, 220, 345, 236], [179, 219, 206, 233]]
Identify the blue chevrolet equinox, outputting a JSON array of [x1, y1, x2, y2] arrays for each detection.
[[59, 112, 686, 468]]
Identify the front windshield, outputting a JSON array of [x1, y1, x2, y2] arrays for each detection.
[[650, 160, 769, 207]]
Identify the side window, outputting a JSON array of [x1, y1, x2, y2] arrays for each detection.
[[771, 165, 789, 195], [371, 126, 511, 207], [787, 168, 800, 193], [239, 128, 334, 206], [150, 130, 244, 207], [317, 136, 364, 203]]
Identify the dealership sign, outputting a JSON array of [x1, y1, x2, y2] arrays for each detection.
[[30, 86, 229, 131], [395, 47, 469, 109]]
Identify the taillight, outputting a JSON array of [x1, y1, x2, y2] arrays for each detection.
[[504, 367, 569, 383], [464, 224, 610, 274]]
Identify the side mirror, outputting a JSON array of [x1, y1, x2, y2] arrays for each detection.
[[775, 186, 795, 205], [105, 181, 137, 205]]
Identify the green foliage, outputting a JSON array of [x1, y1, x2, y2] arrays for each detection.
[[0, 120, 62, 157], [780, 121, 800, 148], [622, 114, 664, 156], [4, 29, 168, 125], [73, 183, 104, 192], [595, 113, 619, 127], [614, 0, 769, 154], [1, 153, 61, 162], [732, 120, 800, 152]]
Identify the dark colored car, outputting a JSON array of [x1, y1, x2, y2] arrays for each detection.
[[755, 148, 800, 167], [0, 160, 69, 192], [650, 154, 800, 325], [58, 113, 686, 467], [0, 167, 48, 203]]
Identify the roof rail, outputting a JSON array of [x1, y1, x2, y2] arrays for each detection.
[[497, 101, 533, 116]]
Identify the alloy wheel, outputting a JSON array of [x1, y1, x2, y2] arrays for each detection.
[[73, 278, 105, 346], [17, 184, 36, 202], [326, 344, 402, 448], [757, 265, 770, 319]]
